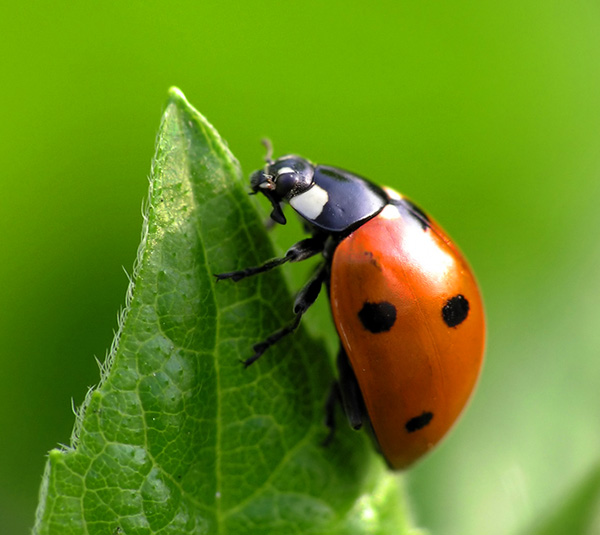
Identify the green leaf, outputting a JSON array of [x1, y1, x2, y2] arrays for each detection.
[[33, 88, 417, 535]]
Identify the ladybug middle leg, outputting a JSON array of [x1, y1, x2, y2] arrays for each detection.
[[215, 234, 328, 366], [244, 263, 327, 366]]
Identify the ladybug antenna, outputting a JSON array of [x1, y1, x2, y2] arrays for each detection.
[[261, 138, 274, 165]]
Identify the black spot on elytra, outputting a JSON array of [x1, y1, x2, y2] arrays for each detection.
[[358, 301, 397, 333], [363, 251, 381, 270], [405, 411, 434, 432], [442, 294, 470, 327]]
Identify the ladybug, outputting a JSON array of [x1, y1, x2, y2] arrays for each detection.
[[216, 144, 485, 469]]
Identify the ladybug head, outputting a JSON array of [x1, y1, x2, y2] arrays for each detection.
[[250, 154, 315, 225]]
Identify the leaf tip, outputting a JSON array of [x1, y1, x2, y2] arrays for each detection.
[[166, 86, 201, 120], [167, 85, 186, 103]]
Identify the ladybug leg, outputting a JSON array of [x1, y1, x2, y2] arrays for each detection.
[[337, 345, 365, 430], [214, 236, 326, 282], [322, 346, 365, 445], [322, 381, 341, 446], [243, 263, 327, 367]]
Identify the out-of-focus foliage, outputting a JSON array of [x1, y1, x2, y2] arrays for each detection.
[[1, 2, 600, 534]]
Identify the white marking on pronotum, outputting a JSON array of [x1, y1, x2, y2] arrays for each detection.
[[290, 185, 329, 219], [276, 167, 295, 176]]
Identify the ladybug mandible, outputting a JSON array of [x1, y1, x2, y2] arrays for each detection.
[[217, 144, 485, 469]]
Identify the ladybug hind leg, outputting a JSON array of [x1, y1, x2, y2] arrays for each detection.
[[323, 345, 366, 445], [242, 262, 327, 367]]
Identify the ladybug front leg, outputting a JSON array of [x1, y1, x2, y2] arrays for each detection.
[[215, 236, 326, 282], [323, 346, 366, 444], [242, 263, 327, 367]]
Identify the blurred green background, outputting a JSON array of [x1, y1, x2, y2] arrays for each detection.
[[2, 2, 600, 534]]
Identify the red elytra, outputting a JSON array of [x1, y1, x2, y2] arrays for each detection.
[[330, 200, 485, 469]]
